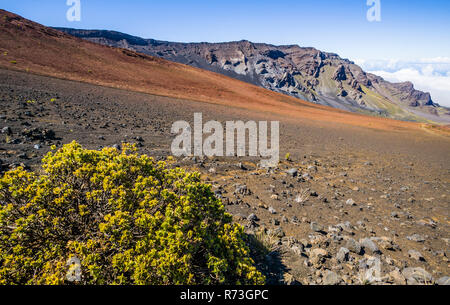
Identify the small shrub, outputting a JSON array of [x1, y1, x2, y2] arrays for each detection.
[[295, 188, 309, 204], [0, 141, 264, 285]]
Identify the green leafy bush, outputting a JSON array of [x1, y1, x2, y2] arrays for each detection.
[[0, 141, 264, 285]]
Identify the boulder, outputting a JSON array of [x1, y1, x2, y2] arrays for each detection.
[[336, 247, 350, 262], [360, 238, 380, 254]]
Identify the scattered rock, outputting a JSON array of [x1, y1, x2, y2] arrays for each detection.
[[302, 173, 311, 180], [391, 212, 399, 219], [323, 270, 340, 285], [387, 269, 406, 285], [286, 168, 298, 177], [336, 222, 353, 234], [309, 191, 318, 197], [235, 184, 251, 195], [346, 198, 356, 206], [307, 165, 317, 171], [336, 247, 349, 262], [237, 162, 247, 170], [372, 236, 400, 251], [1, 126, 11, 135], [407, 197, 416, 203], [22, 128, 55, 141], [291, 216, 300, 225], [360, 238, 380, 254], [345, 238, 362, 255], [408, 250, 425, 262], [310, 248, 329, 265], [291, 244, 304, 256], [310, 222, 324, 233], [213, 189, 223, 199], [271, 218, 280, 226], [417, 218, 437, 229], [407, 234, 426, 242]]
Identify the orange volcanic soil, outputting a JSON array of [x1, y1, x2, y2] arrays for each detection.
[[0, 9, 439, 133]]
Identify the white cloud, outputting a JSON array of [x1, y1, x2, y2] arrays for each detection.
[[357, 57, 450, 107]]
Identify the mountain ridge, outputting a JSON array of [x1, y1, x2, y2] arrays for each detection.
[[55, 27, 450, 123]]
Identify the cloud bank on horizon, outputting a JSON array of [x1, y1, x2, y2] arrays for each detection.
[[356, 58, 450, 108]]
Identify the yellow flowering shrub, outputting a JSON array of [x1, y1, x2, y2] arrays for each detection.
[[0, 141, 265, 285]]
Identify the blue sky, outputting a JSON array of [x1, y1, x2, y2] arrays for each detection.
[[1, 0, 450, 105]]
